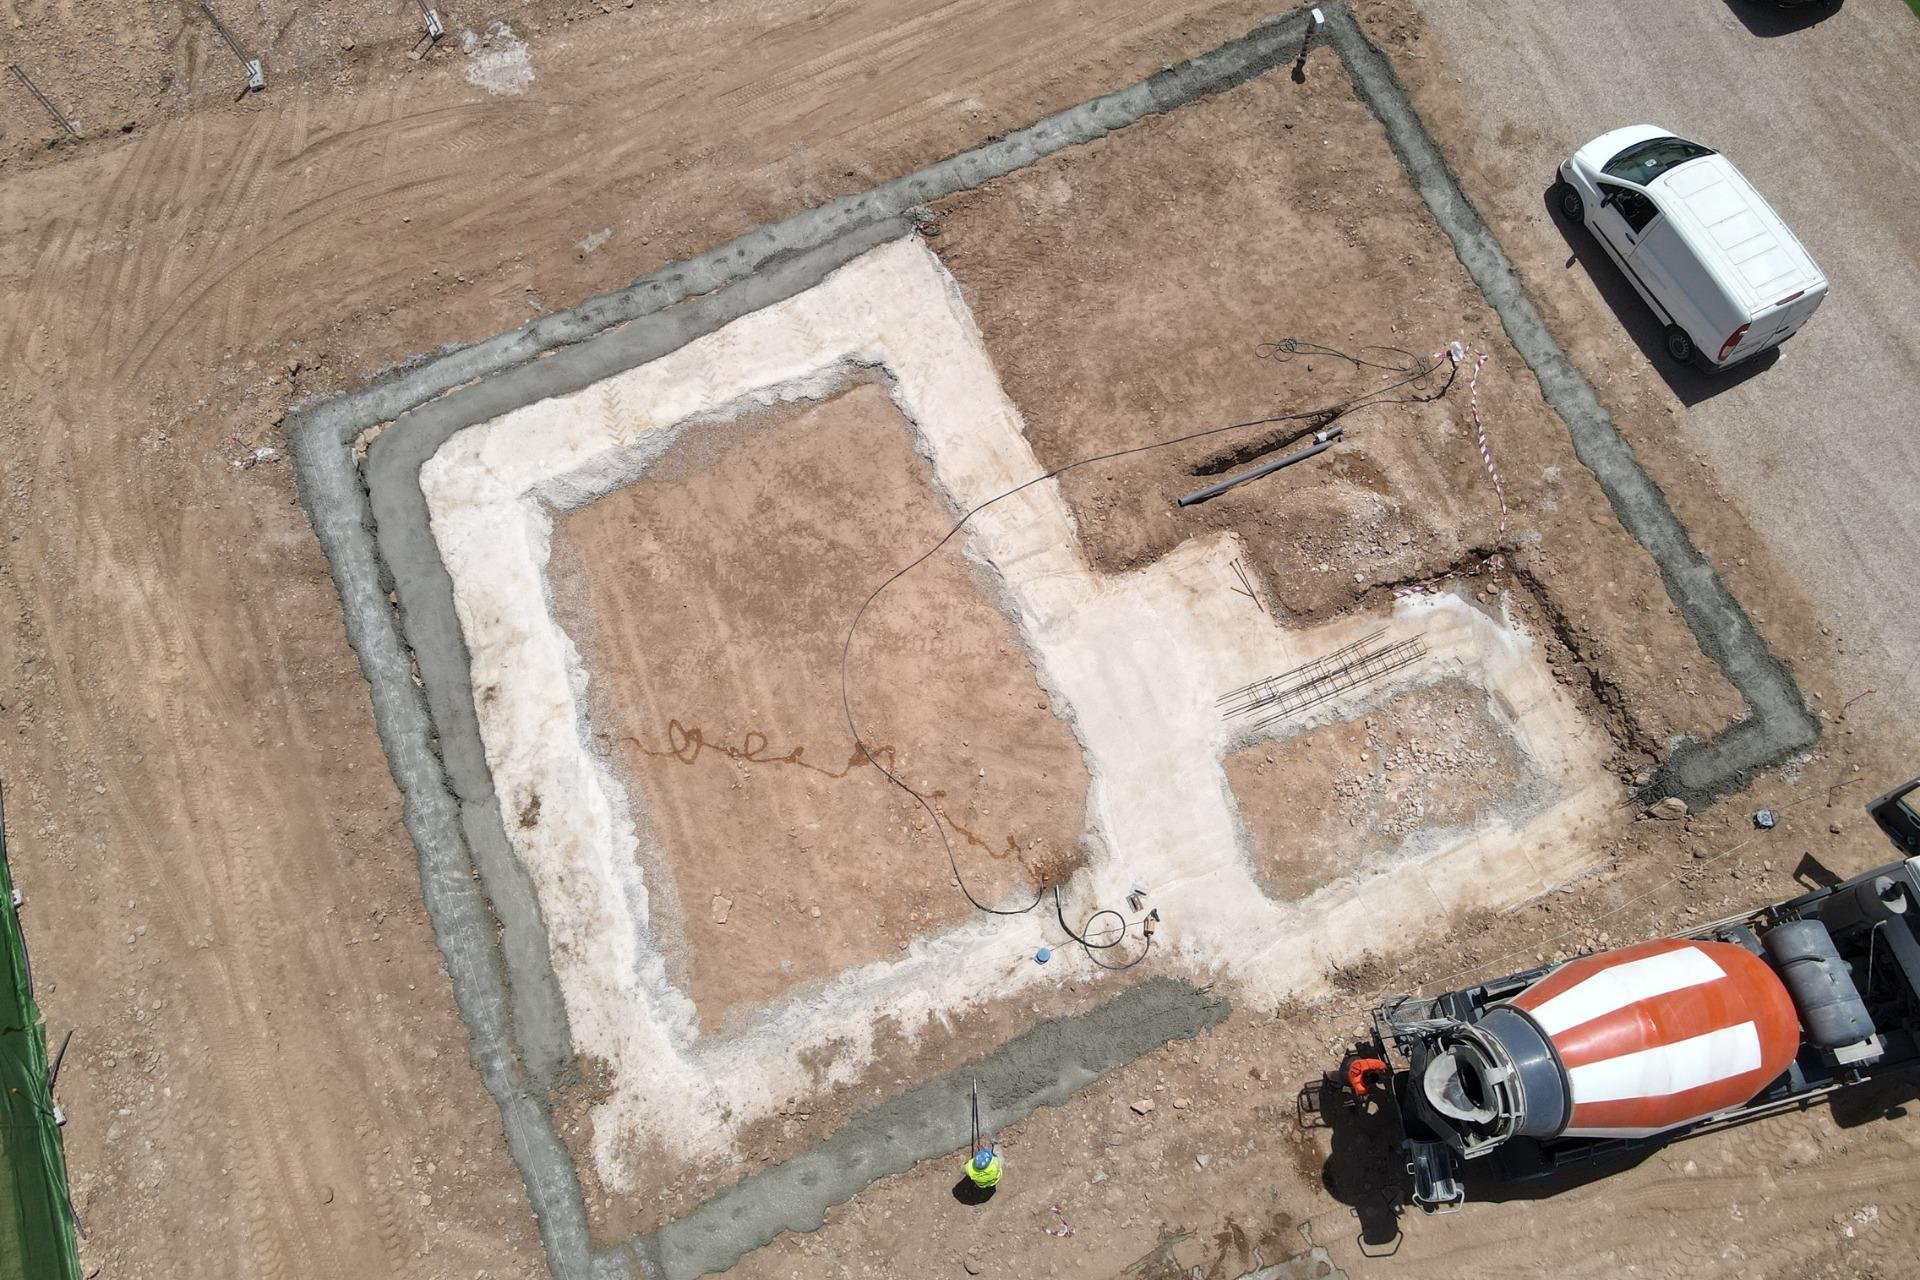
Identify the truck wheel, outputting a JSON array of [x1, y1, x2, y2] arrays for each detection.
[[1664, 325, 1696, 364], [1555, 182, 1584, 222]]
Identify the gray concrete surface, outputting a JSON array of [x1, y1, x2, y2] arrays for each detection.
[[1409, 0, 1920, 755], [1232, 1252, 1350, 1280]]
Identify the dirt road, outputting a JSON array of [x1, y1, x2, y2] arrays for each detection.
[[1404, 0, 1920, 757]]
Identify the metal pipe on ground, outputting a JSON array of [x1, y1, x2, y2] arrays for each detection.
[[1177, 426, 1341, 507], [199, 4, 265, 91], [8, 65, 79, 137]]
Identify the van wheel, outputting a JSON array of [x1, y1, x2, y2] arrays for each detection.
[[1555, 182, 1584, 222], [1664, 325, 1696, 364]]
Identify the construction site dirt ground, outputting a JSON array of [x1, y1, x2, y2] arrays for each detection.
[[0, 3, 1915, 1280]]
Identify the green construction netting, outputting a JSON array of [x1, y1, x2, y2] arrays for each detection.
[[0, 793, 81, 1280]]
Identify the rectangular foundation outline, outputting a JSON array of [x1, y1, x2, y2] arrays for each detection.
[[287, 7, 1812, 1276]]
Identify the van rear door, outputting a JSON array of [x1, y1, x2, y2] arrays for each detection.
[[1737, 282, 1827, 359]]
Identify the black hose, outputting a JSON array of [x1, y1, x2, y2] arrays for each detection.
[[1053, 887, 1153, 971], [48, 1028, 73, 1091]]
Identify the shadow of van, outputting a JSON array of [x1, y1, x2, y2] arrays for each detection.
[[1725, 0, 1843, 39], [1541, 182, 1781, 407]]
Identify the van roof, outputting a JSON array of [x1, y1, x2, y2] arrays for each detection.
[[1651, 154, 1823, 310]]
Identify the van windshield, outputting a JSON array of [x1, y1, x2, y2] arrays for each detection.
[[1604, 136, 1716, 186]]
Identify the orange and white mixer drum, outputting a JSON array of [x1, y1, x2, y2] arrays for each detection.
[[1509, 938, 1802, 1138]]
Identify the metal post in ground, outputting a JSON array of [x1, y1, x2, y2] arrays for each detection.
[[199, 4, 266, 91], [415, 1, 446, 41], [1293, 7, 1327, 80], [7, 64, 80, 137]]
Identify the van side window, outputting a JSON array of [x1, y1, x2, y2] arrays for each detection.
[[1598, 183, 1659, 234]]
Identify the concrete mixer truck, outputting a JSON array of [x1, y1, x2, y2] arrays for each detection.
[[1358, 776, 1920, 1210]]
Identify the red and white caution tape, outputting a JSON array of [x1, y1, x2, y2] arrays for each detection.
[[1395, 345, 1507, 600], [1464, 350, 1507, 539], [1436, 345, 1505, 539]]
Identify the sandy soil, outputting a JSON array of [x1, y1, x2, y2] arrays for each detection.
[[0, 1, 608, 170], [0, 1, 1319, 1275], [927, 48, 1745, 764], [2, 0, 1913, 1275], [548, 380, 1088, 1030], [1227, 678, 1542, 902]]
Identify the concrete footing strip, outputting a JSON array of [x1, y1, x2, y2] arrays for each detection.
[[633, 979, 1228, 1280], [1323, 7, 1818, 807], [288, 4, 1813, 1277]]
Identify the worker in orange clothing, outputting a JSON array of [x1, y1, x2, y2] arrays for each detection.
[[1345, 1055, 1390, 1100]]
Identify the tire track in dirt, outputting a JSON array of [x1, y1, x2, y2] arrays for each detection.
[[351, 1087, 418, 1280], [280, 89, 403, 213], [109, 118, 494, 388], [160, 109, 284, 365], [424, 2, 1024, 240], [90, 78, 560, 389], [425, 0, 1153, 257], [243, 569, 430, 1280], [275, 100, 528, 185], [26, 468, 294, 1274], [706, 0, 981, 133], [210, 747, 351, 1277], [820, 14, 1106, 167], [202, 113, 288, 358], [25, 0, 1250, 399], [3, 217, 86, 376], [48, 467, 398, 1277], [113, 165, 459, 377], [70, 502, 323, 1279], [70, 124, 195, 375]]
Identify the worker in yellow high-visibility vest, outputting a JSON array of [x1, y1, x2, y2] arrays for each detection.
[[964, 1147, 1002, 1191]]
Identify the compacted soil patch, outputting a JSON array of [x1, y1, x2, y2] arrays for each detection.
[[547, 379, 1090, 1029], [1226, 677, 1546, 901]]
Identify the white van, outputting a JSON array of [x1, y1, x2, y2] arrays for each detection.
[[1555, 125, 1827, 370]]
